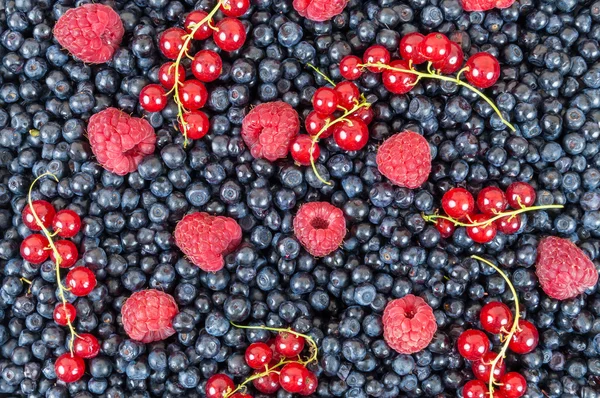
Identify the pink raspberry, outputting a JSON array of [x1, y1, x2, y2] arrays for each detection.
[[241, 101, 300, 162], [536, 236, 599, 300], [460, 0, 514, 11], [376, 131, 431, 189], [87, 108, 156, 176], [293, 0, 348, 21], [53, 4, 124, 64], [383, 294, 437, 354], [293, 202, 346, 257], [121, 290, 179, 343], [174, 212, 242, 272]]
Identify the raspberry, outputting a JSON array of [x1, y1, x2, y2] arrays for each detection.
[[376, 131, 432, 189], [87, 108, 157, 176], [536, 236, 599, 300], [174, 212, 242, 272], [383, 294, 437, 354], [53, 4, 124, 64], [293, 202, 346, 257], [121, 290, 179, 343], [292, 0, 348, 21], [460, 0, 514, 11], [241, 101, 300, 162]]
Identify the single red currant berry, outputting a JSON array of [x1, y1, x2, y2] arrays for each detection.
[[333, 118, 369, 151], [457, 329, 490, 361], [50, 240, 78, 268], [178, 80, 208, 110], [253, 371, 280, 394], [55, 353, 85, 383], [20, 234, 49, 264], [205, 374, 235, 398], [180, 111, 210, 140], [73, 333, 100, 359], [432, 41, 464, 74], [66, 267, 97, 297], [477, 186, 508, 215], [497, 214, 521, 235], [351, 106, 374, 125], [312, 87, 339, 115], [420, 33, 451, 62], [184, 10, 212, 40], [158, 62, 185, 90], [462, 380, 487, 398], [305, 111, 333, 138], [399, 32, 426, 65], [159, 27, 189, 59], [291, 135, 320, 166], [52, 209, 81, 238], [441, 188, 475, 219], [499, 372, 527, 398], [22, 200, 55, 231], [230, 394, 252, 398], [213, 18, 246, 52], [435, 218, 455, 238], [279, 363, 309, 393], [480, 301, 513, 334], [465, 52, 501, 89], [300, 371, 318, 396], [334, 81, 360, 110], [505, 182, 536, 209], [471, 351, 505, 382], [139, 84, 167, 113], [53, 303, 77, 326], [466, 214, 497, 244], [267, 338, 282, 364], [340, 55, 363, 80], [192, 50, 223, 82], [382, 59, 417, 94], [245, 342, 273, 370], [275, 332, 305, 358], [509, 320, 539, 354], [221, 0, 250, 17], [363, 45, 390, 72]]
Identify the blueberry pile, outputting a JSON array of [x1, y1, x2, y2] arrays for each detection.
[[1, 0, 600, 397]]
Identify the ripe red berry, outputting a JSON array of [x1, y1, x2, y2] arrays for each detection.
[[139, 84, 167, 113], [334, 81, 360, 110], [275, 331, 305, 357], [333, 118, 369, 151], [291, 135, 320, 166], [399, 32, 426, 65], [457, 329, 490, 361], [462, 380, 487, 398], [22, 200, 55, 231], [184, 10, 212, 40], [180, 111, 210, 140], [441, 188, 475, 219], [192, 50, 223, 82], [435, 218, 455, 238], [505, 182, 536, 209], [73, 333, 100, 359], [159, 27, 189, 59], [230, 394, 252, 398], [312, 87, 339, 115], [50, 240, 78, 268], [53, 303, 77, 326], [480, 301, 513, 334], [466, 214, 497, 244], [420, 33, 451, 62], [213, 18, 246, 52], [279, 362, 310, 393], [499, 372, 527, 398], [245, 342, 273, 370], [465, 52, 501, 89], [66, 267, 97, 297], [477, 186, 508, 215], [221, 0, 250, 17], [497, 214, 521, 235], [340, 55, 363, 80], [432, 41, 464, 74], [20, 234, 50, 264], [52, 210, 81, 238], [363, 45, 391, 72], [305, 111, 333, 138], [382, 60, 417, 94], [253, 371, 280, 394], [178, 80, 208, 110], [351, 106, 374, 125], [509, 320, 538, 354], [472, 351, 505, 382], [300, 371, 318, 396], [158, 62, 185, 90], [206, 374, 235, 398], [55, 353, 85, 383]]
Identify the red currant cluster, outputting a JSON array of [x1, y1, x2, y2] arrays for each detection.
[[206, 325, 318, 398], [139, 0, 249, 143], [20, 173, 98, 383], [424, 182, 563, 244]]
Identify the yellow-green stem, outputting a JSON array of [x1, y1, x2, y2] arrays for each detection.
[[307, 63, 336, 87], [422, 204, 564, 227]]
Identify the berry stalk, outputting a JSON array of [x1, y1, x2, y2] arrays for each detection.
[[422, 204, 564, 227]]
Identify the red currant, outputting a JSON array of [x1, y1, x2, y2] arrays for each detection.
[[457, 329, 490, 361], [340, 55, 363, 80], [432, 41, 464, 74], [55, 353, 85, 383], [509, 320, 538, 354], [480, 301, 513, 334], [441, 188, 475, 219], [22, 200, 55, 231], [52, 209, 81, 238], [312, 87, 339, 115], [184, 10, 212, 40], [50, 240, 78, 268], [462, 380, 487, 398], [472, 351, 505, 382], [53, 303, 76, 326], [363, 45, 390, 72], [399, 32, 426, 65], [420, 33, 451, 62], [279, 363, 309, 393], [497, 214, 521, 235], [505, 182, 535, 209], [382, 59, 417, 94], [477, 186, 507, 215], [300, 371, 318, 396], [275, 332, 305, 358], [253, 371, 280, 394], [66, 267, 97, 297], [305, 111, 333, 138], [213, 18, 246, 52], [266, 338, 282, 363], [245, 342, 273, 370], [334, 81, 360, 109], [73, 333, 100, 359], [221, 0, 250, 17], [192, 50, 223, 82], [178, 80, 208, 110], [466, 214, 497, 244], [435, 218, 455, 238], [159, 62, 185, 90], [180, 111, 210, 140], [291, 135, 320, 166], [230, 394, 252, 398], [139, 84, 167, 113], [351, 106, 374, 125], [20, 234, 49, 264], [333, 118, 369, 151], [465, 52, 500, 89], [499, 372, 527, 398], [159, 27, 189, 59], [205, 374, 234, 398]]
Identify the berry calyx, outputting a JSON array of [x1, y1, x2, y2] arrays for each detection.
[[178, 80, 208, 110], [442, 188, 475, 219], [466, 214, 497, 243], [20, 234, 50, 264], [399, 32, 426, 65], [279, 363, 310, 393], [477, 186, 507, 215], [333, 118, 369, 151], [275, 331, 305, 357], [192, 50, 223, 82], [213, 18, 247, 52], [457, 329, 490, 361], [180, 111, 210, 140], [73, 333, 100, 359], [52, 210, 81, 238], [472, 352, 505, 382], [139, 84, 167, 113], [363, 45, 391, 72], [50, 239, 78, 268], [508, 320, 538, 354], [505, 182, 536, 209], [206, 374, 235, 398], [65, 267, 97, 297], [245, 342, 273, 370], [420, 33, 451, 62], [499, 372, 527, 398], [480, 302, 513, 334], [22, 200, 55, 231], [55, 353, 85, 383], [53, 303, 77, 326], [159, 27, 189, 59], [291, 135, 320, 166], [221, 0, 250, 17], [340, 55, 363, 80], [465, 52, 501, 89], [184, 10, 212, 40]]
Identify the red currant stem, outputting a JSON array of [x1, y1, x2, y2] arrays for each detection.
[[358, 62, 516, 132], [28, 172, 79, 353], [471, 255, 520, 396], [422, 204, 564, 227], [306, 63, 336, 87]]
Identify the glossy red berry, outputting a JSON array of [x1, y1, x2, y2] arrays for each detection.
[[291, 135, 320, 166], [441, 188, 475, 219], [363, 45, 390, 72], [192, 50, 223, 82], [159, 27, 189, 59], [340, 55, 363, 80], [50, 240, 78, 268], [509, 320, 539, 354], [382, 60, 417, 94], [66, 267, 97, 297], [221, 0, 250, 17], [73, 333, 100, 359], [158, 62, 185, 90], [279, 363, 309, 393], [230, 394, 253, 398], [139, 84, 167, 113], [312, 87, 339, 115], [435, 218, 455, 238], [333, 118, 369, 151], [399, 32, 426, 65], [466, 214, 497, 244], [275, 332, 305, 358], [22, 200, 55, 231], [465, 52, 501, 89], [245, 342, 273, 370], [334, 81, 360, 109], [300, 371, 318, 396], [213, 18, 246, 52], [206, 374, 235, 398], [178, 80, 208, 110], [180, 111, 210, 140], [20, 234, 49, 264], [499, 372, 527, 398], [505, 182, 536, 209], [253, 371, 280, 394], [52, 209, 81, 238], [420, 33, 451, 62], [351, 106, 374, 125], [184, 10, 212, 40], [462, 380, 487, 398], [432, 41, 464, 74], [477, 186, 508, 215], [53, 303, 76, 326], [472, 352, 505, 382], [480, 301, 513, 334], [457, 329, 490, 361], [55, 353, 85, 383], [305, 111, 333, 138], [497, 214, 521, 235]]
